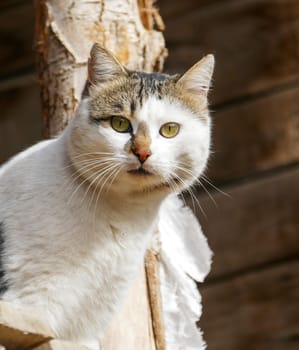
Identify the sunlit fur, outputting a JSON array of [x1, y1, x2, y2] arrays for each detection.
[[0, 45, 214, 349], [68, 74, 211, 198]]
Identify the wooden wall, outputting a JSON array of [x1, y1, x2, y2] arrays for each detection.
[[159, 1, 299, 349], [0, 1, 41, 165], [1, 1, 299, 349]]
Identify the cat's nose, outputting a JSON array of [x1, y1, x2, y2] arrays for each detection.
[[133, 148, 152, 163]]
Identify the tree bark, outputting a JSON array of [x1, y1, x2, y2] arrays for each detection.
[[35, 1, 167, 349]]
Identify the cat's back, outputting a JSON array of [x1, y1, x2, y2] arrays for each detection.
[[0, 139, 55, 180], [0, 137, 66, 220], [0, 138, 62, 194]]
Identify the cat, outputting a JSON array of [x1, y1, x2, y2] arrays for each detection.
[[0, 43, 214, 349]]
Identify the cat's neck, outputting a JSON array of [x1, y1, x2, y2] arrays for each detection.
[[103, 187, 167, 218]]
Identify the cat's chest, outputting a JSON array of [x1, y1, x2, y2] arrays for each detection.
[[61, 220, 150, 324], [54, 194, 157, 294], [72, 208, 154, 277]]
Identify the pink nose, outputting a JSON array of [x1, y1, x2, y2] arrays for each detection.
[[133, 149, 152, 163]]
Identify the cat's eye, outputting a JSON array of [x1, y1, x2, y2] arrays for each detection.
[[111, 116, 132, 133], [159, 122, 180, 138]]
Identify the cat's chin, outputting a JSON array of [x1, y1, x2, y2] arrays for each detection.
[[117, 168, 169, 195]]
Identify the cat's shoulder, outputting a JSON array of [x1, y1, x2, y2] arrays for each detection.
[[0, 139, 56, 178]]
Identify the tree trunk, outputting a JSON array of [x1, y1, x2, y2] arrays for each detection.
[[35, 1, 167, 349]]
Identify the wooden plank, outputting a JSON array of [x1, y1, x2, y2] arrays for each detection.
[[193, 166, 299, 280], [102, 268, 156, 350], [0, 1, 35, 78], [0, 301, 53, 349], [208, 86, 299, 183], [200, 259, 299, 350], [159, 0, 219, 18], [0, 83, 42, 165], [34, 339, 89, 350], [163, 0, 299, 105], [0, 0, 27, 10]]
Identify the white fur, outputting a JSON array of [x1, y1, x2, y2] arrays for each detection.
[[0, 95, 211, 349], [159, 195, 212, 350]]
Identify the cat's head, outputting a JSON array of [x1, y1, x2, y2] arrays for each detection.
[[67, 44, 214, 196]]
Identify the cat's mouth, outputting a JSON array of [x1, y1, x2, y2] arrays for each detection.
[[127, 167, 153, 176]]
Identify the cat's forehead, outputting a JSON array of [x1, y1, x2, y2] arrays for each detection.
[[90, 71, 207, 121], [136, 95, 189, 124], [91, 72, 174, 111], [126, 72, 179, 120], [128, 71, 177, 102], [132, 71, 172, 82]]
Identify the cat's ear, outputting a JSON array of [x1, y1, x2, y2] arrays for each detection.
[[178, 54, 215, 97], [88, 43, 128, 85]]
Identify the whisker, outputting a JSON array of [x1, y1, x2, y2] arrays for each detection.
[[166, 176, 188, 207], [169, 170, 207, 218], [105, 165, 124, 194], [169, 179, 184, 203], [92, 164, 123, 229], [63, 156, 125, 170], [201, 175, 231, 198], [66, 160, 115, 194], [68, 162, 118, 205], [88, 163, 121, 210], [68, 170, 98, 206], [199, 180, 218, 207], [70, 151, 116, 159], [161, 162, 218, 208], [166, 170, 190, 206], [83, 163, 121, 207], [167, 176, 181, 195], [97, 165, 121, 199], [186, 186, 207, 218], [171, 164, 199, 181]]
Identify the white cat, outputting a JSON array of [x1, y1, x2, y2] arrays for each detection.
[[0, 44, 214, 349]]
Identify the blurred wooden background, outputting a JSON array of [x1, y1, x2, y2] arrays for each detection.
[[0, 1, 299, 349], [159, 1, 299, 350]]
